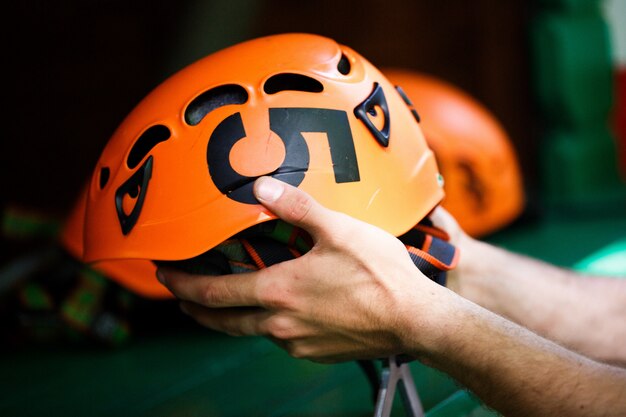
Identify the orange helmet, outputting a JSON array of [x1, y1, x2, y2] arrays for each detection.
[[384, 68, 525, 237], [81, 34, 444, 278]]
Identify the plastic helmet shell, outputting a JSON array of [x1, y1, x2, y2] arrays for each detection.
[[83, 33, 444, 263]]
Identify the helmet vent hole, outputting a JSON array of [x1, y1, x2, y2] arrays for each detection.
[[185, 84, 248, 126], [337, 53, 351, 75], [99, 167, 110, 189], [263, 73, 323, 94], [127, 125, 171, 169]]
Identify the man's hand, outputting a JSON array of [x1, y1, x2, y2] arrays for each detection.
[[157, 176, 446, 363]]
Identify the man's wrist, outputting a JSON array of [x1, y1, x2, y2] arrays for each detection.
[[394, 276, 467, 362]]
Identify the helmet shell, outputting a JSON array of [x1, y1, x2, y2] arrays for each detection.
[[83, 34, 443, 263], [384, 68, 524, 237]]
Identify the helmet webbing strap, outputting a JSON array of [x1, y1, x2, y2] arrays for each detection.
[[399, 218, 458, 286], [235, 217, 458, 287]]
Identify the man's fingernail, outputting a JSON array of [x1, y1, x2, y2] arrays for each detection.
[[156, 270, 166, 285], [255, 177, 284, 202]]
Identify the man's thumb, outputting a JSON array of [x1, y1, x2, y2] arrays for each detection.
[[253, 176, 328, 235]]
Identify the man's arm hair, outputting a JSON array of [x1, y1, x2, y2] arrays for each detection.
[[447, 235, 626, 366], [403, 288, 626, 417]]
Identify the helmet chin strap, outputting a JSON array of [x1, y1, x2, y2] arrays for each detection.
[[179, 213, 457, 417]]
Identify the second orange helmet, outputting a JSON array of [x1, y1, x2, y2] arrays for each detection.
[[385, 69, 525, 237]]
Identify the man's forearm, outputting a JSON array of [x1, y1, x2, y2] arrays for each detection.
[[449, 236, 626, 365], [404, 290, 626, 417]]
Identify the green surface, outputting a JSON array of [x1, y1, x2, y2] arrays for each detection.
[[574, 238, 626, 277], [486, 213, 626, 267], [0, 328, 479, 417]]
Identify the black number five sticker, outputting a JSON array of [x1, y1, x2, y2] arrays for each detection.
[[207, 108, 360, 204]]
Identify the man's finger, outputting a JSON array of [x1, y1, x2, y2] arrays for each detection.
[[157, 267, 267, 308], [180, 302, 272, 337], [253, 176, 337, 239]]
